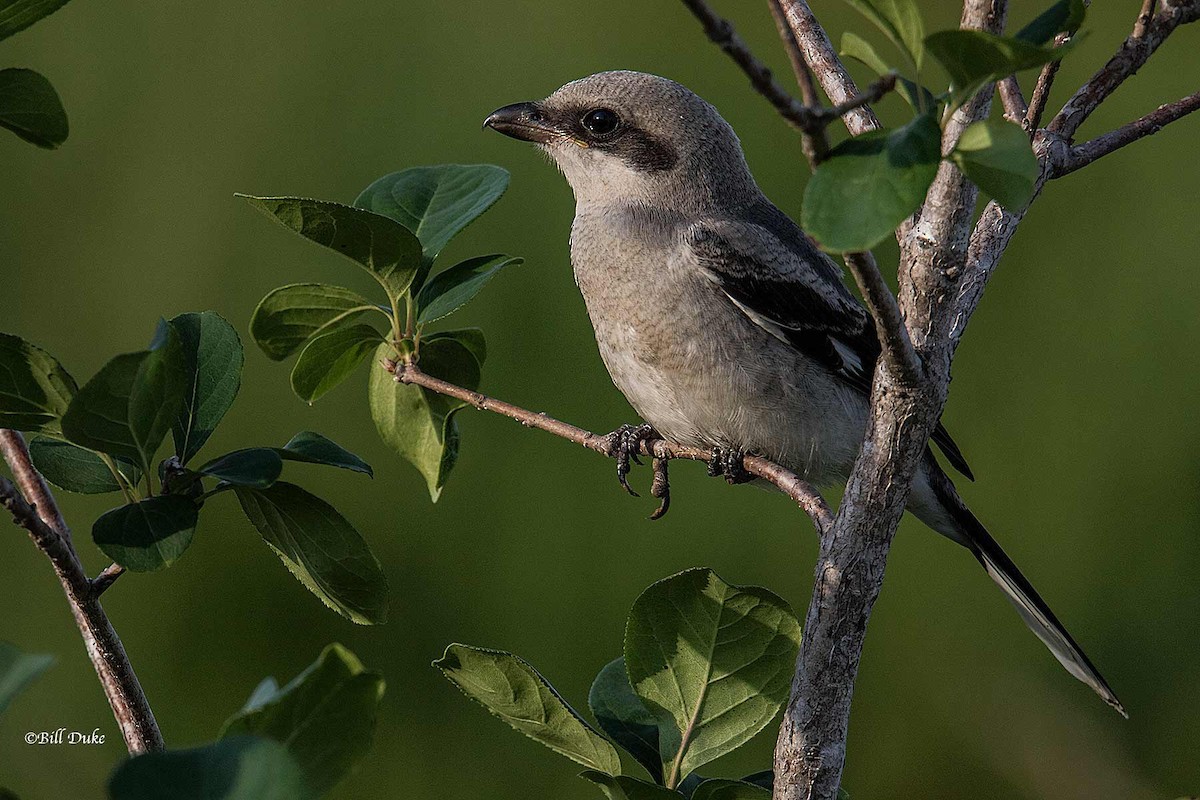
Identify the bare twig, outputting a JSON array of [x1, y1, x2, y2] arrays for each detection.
[[998, 76, 1029, 125], [385, 361, 835, 532], [768, 0, 819, 107], [91, 562, 126, 597], [843, 251, 923, 385], [0, 430, 162, 754], [1052, 89, 1200, 176], [1048, 1, 1200, 140], [775, 0, 882, 136]]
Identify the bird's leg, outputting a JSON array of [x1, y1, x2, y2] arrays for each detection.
[[707, 446, 753, 485], [601, 423, 659, 497], [649, 456, 671, 520]]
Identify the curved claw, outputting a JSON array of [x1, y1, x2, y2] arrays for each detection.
[[604, 423, 658, 499], [649, 456, 671, 520], [707, 446, 753, 485]]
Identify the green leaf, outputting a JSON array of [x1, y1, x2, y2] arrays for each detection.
[[625, 568, 802, 786], [0, 333, 76, 436], [28, 436, 140, 494], [92, 495, 199, 572], [354, 164, 510, 268], [842, 0, 925, 71], [840, 32, 933, 110], [691, 780, 770, 800], [278, 431, 373, 477], [170, 312, 243, 465], [416, 254, 522, 324], [579, 772, 680, 800], [925, 30, 1077, 108], [108, 736, 314, 800], [423, 328, 487, 366], [234, 482, 388, 625], [1016, 0, 1086, 45], [589, 657, 663, 783], [289, 324, 382, 404], [0, 641, 54, 715], [0, 68, 67, 149], [950, 119, 1040, 210], [221, 644, 384, 796], [249, 283, 378, 362], [63, 326, 189, 474], [198, 448, 283, 488], [434, 644, 622, 775], [368, 337, 481, 501], [802, 111, 941, 252], [0, 0, 73, 42], [240, 196, 422, 301]]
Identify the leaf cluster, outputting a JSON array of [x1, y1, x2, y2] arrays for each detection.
[[433, 568, 842, 800], [0, 0, 72, 148], [108, 643, 384, 799], [0, 315, 387, 624], [804, 0, 1086, 251], [243, 164, 520, 501]]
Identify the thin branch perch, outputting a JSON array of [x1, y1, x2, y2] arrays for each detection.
[[0, 430, 162, 754], [1052, 89, 1200, 176], [386, 359, 835, 532]]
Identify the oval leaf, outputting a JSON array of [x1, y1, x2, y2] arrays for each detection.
[[0, 332, 76, 436], [802, 111, 941, 252], [234, 482, 388, 625], [624, 568, 802, 786], [170, 312, 243, 465], [198, 448, 283, 488], [0, 0, 73, 42], [578, 772, 680, 800], [92, 495, 200, 572], [28, 436, 140, 494], [367, 337, 480, 501], [1016, 0, 1086, 45], [588, 657, 663, 783], [951, 120, 1039, 210], [0, 641, 54, 715], [0, 68, 67, 149], [249, 283, 378, 362], [435, 644, 621, 775], [289, 324, 381, 404], [239, 196, 422, 301], [221, 644, 384, 796], [354, 164, 510, 265], [416, 254, 522, 325], [108, 737, 314, 800], [843, 0, 926, 71], [278, 431, 373, 477], [925, 30, 1077, 108]]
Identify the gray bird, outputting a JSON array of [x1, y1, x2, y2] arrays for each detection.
[[485, 70, 1123, 714]]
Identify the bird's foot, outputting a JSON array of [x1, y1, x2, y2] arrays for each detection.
[[707, 446, 753, 485], [602, 423, 659, 498]]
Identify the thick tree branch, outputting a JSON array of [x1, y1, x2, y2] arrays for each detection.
[[774, 3, 1007, 799], [385, 361, 835, 532], [1051, 89, 1200, 176], [0, 430, 162, 754], [1047, 1, 1200, 140]]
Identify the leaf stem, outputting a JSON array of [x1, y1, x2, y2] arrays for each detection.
[[99, 453, 137, 504]]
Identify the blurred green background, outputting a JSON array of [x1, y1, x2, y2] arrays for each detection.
[[2, 1, 1198, 797]]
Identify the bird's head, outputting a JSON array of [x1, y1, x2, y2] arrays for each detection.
[[485, 71, 759, 211]]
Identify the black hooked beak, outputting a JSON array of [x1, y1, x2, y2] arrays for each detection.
[[483, 102, 557, 144]]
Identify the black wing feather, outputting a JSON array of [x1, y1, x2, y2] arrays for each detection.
[[686, 209, 975, 481]]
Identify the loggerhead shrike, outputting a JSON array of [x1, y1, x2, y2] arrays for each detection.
[[485, 70, 1123, 714]]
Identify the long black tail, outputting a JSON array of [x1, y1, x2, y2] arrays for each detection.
[[928, 465, 1126, 716]]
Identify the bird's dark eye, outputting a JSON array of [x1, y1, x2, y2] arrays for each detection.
[[581, 108, 620, 137]]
